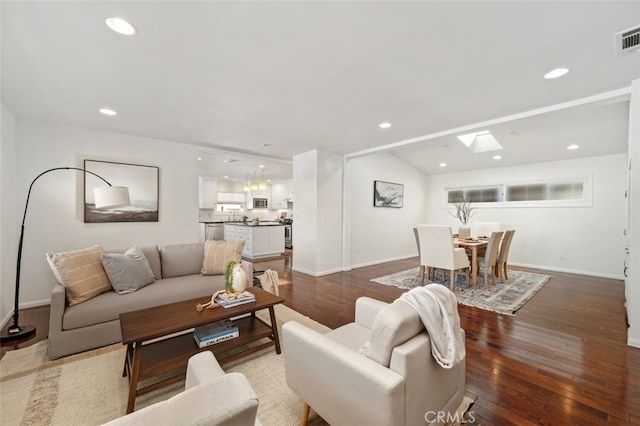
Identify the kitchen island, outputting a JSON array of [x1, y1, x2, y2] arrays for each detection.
[[224, 222, 285, 261]]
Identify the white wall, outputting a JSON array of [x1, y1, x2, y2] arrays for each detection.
[[345, 151, 429, 269], [12, 119, 201, 306], [425, 154, 627, 278], [292, 150, 343, 276], [1, 103, 17, 324], [627, 79, 640, 348]]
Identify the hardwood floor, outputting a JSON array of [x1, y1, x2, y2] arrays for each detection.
[[3, 251, 639, 424]]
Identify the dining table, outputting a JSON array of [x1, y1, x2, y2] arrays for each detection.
[[454, 238, 489, 289]]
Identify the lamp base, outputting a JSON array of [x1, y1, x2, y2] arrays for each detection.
[[0, 324, 36, 341]]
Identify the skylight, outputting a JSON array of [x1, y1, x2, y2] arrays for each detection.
[[457, 130, 503, 153]]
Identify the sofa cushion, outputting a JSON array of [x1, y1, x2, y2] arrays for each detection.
[[201, 240, 245, 276], [46, 245, 112, 306], [160, 243, 204, 278], [101, 246, 155, 294], [364, 299, 424, 367], [104, 245, 162, 280], [62, 274, 226, 330]]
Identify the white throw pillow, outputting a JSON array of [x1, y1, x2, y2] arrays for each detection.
[[101, 246, 155, 294]]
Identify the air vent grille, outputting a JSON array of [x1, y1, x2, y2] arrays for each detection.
[[616, 25, 640, 56]]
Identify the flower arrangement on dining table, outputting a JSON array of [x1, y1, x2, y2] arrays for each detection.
[[449, 199, 475, 224]]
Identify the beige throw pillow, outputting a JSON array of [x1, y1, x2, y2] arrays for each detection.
[[201, 240, 245, 276], [46, 245, 112, 306]]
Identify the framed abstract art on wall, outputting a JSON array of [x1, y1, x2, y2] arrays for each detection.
[[373, 180, 403, 208], [84, 159, 159, 223]]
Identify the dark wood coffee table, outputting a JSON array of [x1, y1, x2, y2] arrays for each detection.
[[119, 286, 284, 413]]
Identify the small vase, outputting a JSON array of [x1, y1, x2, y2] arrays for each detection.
[[458, 225, 471, 239], [231, 264, 248, 293]]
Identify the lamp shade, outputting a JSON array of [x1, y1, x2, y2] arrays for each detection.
[[93, 186, 131, 209]]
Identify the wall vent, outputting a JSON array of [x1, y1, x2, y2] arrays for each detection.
[[616, 25, 640, 56]]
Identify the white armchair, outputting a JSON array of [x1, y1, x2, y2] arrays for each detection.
[[103, 352, 261, 426], [283, 297, 465, 426]]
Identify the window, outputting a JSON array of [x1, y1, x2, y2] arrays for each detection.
[[445, 177, 590, 208], [447, 186, 503, 203]]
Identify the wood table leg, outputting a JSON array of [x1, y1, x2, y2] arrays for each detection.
[[268, 306, 281, 354], [126, 341, 143, 414], [122, 343, 132, 377]]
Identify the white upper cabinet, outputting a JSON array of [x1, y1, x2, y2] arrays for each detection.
[[199, 177, 218, 209], [271, 181, 293, 209]]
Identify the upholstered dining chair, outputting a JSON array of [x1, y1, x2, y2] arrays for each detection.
[[496, 229, 515, 282], [413, 227, 428, 282], [282, 294, 466, 426], [416, 225, 470, 289], [477, 231, 504, 287]]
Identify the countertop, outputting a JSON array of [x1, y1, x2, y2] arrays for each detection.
[[225, 222, 285, 227]]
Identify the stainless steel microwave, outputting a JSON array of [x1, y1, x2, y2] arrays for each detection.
[[253, 198, 268, 208]]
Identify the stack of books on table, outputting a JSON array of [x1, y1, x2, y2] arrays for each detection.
[[214, 291, 256, 309], [193, 319, 239, 348]]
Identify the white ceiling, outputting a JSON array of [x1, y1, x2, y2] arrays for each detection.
[[2, 1, 639, 182]]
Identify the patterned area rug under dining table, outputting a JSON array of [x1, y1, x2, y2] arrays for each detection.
[[370, 268, 551, 315]]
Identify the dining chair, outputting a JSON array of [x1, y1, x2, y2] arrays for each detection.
[[477, 231, 504, 287], [416, 225, 470, 289], [496, 229, 515, 282], [413, 227, 427, 282]]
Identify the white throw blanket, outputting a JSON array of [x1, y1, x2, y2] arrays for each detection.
[[258, 269, 280, 296], [398, 284, 465, 369]]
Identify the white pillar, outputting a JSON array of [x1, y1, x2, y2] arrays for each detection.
[[292, 150, 343, 276]]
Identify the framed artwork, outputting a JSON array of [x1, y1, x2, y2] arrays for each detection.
[[373, 180, 404, 208], [84, 159, 159, 223]]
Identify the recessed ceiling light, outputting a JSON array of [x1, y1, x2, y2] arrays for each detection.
[[224, 158, 241, 164], [544, 67, 570, 79], [99, 108, 117, 116], [105, 17, 137, 35], [223, 175, 229, 179], [258, 164, 265, 168], [197, 157, 202, 161], [379, 122, 392, 129], [493, 155, 502, 160], [439, 163, 447, 167], [567, 144, 579, 150]]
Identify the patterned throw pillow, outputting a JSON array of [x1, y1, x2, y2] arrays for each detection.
[[200, 240, 245, 275], [46, 245, 112, 306]]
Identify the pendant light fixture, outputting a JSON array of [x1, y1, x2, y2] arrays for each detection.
[[251, 172, 259, 190], [259, 169, 267, 190], [243, 173, 251, 192]]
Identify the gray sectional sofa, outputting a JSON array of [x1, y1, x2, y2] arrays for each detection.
[[48, 242, 253, 359]]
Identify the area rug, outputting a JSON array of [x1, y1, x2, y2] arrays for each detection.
[[0, 305, 475, 425], [370, 268, 551, 315]]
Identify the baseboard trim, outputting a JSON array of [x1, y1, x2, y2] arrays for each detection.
[[627, 336, 640, 348], [349, 254, 417, 271], [509, 262, 625, 280], [291, 266, 344, 277], [0, 299, 50, 330]]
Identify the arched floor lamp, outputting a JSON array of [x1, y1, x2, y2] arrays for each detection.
[[0, 167, 130, 341]]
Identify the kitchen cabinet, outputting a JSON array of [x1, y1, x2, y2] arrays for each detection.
[[199, 178, 218, 209], [224, 223, 285, 260], [271, 181, 293, 209], [217, 192, 246, 203]]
